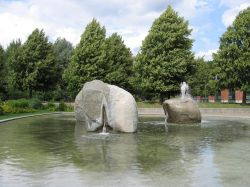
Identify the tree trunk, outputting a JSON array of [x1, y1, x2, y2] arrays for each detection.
[[242, 90, 247, 105]]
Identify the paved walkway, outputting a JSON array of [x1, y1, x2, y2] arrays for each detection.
[[138, 108, 250, 118], [0, 108, 249, 124]]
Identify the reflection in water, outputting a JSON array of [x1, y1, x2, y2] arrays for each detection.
[[0, 114, 250, 186]]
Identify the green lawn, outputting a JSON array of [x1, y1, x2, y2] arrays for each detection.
[[0, 110, 54, 121]]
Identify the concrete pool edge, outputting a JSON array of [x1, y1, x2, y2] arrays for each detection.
[[0, 108, 249, 123], [0, 112, 62, 123]]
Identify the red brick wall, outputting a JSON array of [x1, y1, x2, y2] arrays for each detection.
[[196, 96, 202, 102], [208, 95, 215, 103], [221, 89, 229, 103], [235, 90, 243, 103]]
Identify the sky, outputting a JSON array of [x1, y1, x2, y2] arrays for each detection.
[[0, 0, 250, 60]]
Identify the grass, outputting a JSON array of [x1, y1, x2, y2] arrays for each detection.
[[136, 101, 250, 108], [0, 110, 54, 121]]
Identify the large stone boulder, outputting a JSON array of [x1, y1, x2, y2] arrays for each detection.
[[163, 98, 201, 124], [75, 80, 138, 133]]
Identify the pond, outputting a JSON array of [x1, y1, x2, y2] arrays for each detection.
[[0, 114, 250, 187]]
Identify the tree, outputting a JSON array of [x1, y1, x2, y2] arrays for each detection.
[[22, 29, 59, 98], [53, 37, 73, 71], [187, 58, 218, 98], [102, 33, 133, 90], [5, 39, 25, 99], [0, 45, 7, 100], [53, 38, 73, 100], [214, 7, 250, 104], [64, 19, 106, 97], [133, 6, 194, 102]]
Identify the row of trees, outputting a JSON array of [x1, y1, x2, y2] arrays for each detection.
[[0, 6, 249, 103], [0, 32, 73, 100], [64, 19, 133, 97], [189, 7, 250, 103]]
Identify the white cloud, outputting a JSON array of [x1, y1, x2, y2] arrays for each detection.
[[174, 0, 213, 20], [0, 0, 223, 56], [53, 28, 82, 46], [222, 2, 250, 27], [0, 12, 46, 46], [196, 49, 217, 61], [0, 0, 92, 47], [0, 0, 165, 52], [219, 0, 250, 8]]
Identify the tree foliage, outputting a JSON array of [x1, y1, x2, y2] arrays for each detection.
[[5, 39, 24, 98], [53, 37, 73, 71], [102, 33, 133, 90], [64, 19, 106, 97], [133, 6, 194, 101], [0, 45, 7, 100], [21, 29, 59, 98], [52, 38, 73, 100], [214, 7, 250, 102], [187, 58, 218, 97]]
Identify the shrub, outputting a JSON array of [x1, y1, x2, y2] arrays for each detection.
[[2, 105, 35, 113], [57, 101, 67, 111], [65, 104, 74, 112], [30, 99, 43, 109], [8, 99, 30, 108], [47, 101, 55, 108], [1, 99, 35, 113], [0, 106, 4, 115], [45, 101, 56, 111]]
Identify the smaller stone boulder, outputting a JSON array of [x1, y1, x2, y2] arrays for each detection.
[[163, 98, 201, 124]]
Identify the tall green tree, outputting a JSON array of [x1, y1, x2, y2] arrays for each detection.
[[214, 7, 250, 103], [0, 45, 7, 100], [5, 39, 24, 99], [64, 19, 106, 97], [133, 6, 194, 102], [53, 37, 73, 71], [22, 29, 59, 98], [102, 33, 133, 90], [53, 38, 73, 100], [187, 58, 218, 97]]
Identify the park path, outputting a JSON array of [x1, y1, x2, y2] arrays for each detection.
[[138, 108, 250, 118]]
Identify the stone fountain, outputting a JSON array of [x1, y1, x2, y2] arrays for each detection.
[[163, 82, 201, 124], [75, 80, 138, 133]]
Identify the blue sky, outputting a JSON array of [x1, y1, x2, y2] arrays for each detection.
[[0, 0, 250, 60]]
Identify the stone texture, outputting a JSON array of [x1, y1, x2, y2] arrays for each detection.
[[108, 85, 138, 132], [75, 80, 138, 133], [163, 98, 201, 124]]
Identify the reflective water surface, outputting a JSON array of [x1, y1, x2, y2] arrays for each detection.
[[0, 114, 250, 187]]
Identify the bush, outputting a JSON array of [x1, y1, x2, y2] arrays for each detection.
[[65, 104, 74, 112], [2, 99, 35, 113], [30, 99, 43, 109], [7, 99, 30, 108], [45, 101, 56, 111], [0, 106, 4, 115], [57, 101, 67, 111]]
